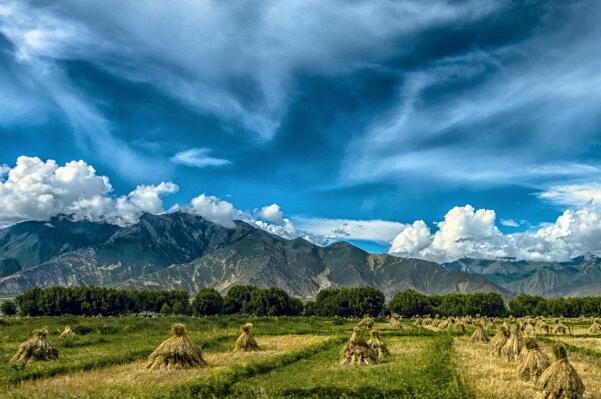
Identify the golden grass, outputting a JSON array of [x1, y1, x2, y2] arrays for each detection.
[[455, 337, 601, 399], [7, 335, 325, 399], [553, 337, 601, 352], [455, 337, 538, 399]]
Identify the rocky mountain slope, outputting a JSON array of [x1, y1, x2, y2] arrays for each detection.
[[443, 255, 601, 297], [0, 212, 507, 299]]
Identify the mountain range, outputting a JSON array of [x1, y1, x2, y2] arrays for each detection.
[[0, 212, 598, 299]]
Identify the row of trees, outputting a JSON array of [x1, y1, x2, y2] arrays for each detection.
[[14, 286, 190, 316], [8, 285, 304, 317], [388, 290, 507, 317], [6, 287, 601, 318], [508, 295, 601, 317]]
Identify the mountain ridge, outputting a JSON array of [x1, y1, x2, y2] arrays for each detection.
[[0, 212, 509, 299]]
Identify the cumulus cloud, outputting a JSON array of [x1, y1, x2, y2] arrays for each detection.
[[389, 205, 601, 263], [188, 194, 238, 228], [0, 156, 178, 226], [170, 148, 231, 169], [257, 204, 284, 224]]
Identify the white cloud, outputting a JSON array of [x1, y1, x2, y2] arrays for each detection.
[[170, 148, 231, 169], [0, 0, 502, 140], [389, 204, 601, 263], [293, 217, 408, 244], [500, 219, 520, 227], [188, 194, 238, 228], [0, 156, 177, 226], [539, 183, 601, 208], [258, 204, 284, 224]]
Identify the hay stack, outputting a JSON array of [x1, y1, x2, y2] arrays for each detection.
[[414, 316, 423, 326], [367, 330, 389, 361], [553, 320, 568, 335], [517, 337, 550, 383], [340, 327, 377, 366], [524, 322, 536, 337], [536, 345, 585, 399], [537, 320, 550, 335], [589, 320, 601, 333], [11, 329, 59, 363], [357, 315, 375, 329], [234, 323, 260, 352], [146, 323, 207, 370], [470, 323, 489, 344], [58, 326, 76, 339], [501, 326, 525, 362], [489, 326, 510, 357], [389, 316, 403, 330]]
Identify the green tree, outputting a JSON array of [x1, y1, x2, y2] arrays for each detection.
[[192, 288, 223, 316], [172, 301, 187, 315], [223, 285, 258, 314], [160, 303, 172, 316], [0, 300, 17, 316], [389, 289, 432, 317]]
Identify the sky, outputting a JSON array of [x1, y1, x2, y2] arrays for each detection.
[[2, 0, 601, 263]]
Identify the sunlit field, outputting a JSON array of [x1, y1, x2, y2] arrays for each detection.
[[2, 316, 601, 398]]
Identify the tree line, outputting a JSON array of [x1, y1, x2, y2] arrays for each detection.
[[4, 286, 601, 318], [508, 294, 601, 317]]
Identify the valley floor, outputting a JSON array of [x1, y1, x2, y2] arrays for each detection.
[[0, 316, 600, 398]]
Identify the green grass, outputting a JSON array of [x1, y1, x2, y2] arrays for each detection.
[[0, 315, 475, 399]]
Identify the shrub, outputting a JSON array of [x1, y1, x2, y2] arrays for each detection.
[[0, 299, 17, 316]]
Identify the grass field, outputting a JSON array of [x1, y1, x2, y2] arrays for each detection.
[[2, 316, 601, 398]]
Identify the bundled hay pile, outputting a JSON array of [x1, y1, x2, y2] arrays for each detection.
[[470, 323, 489, 344], [11, 329, 59, 363], [58, 326, 76, 340], [413, 316, 423, 326], [389, 316, 402, 330], [367, 330, 389, 361], [536, 345, 585, 399], [357, 315, 375, 329], [340, 327, 378, 366], [537, 319, 550, 335], [489, 326, 510, 357], [501, 326, 525, 362], [452, 321, 466, 333], [589, 320, 601, 333], [234, 323, 260, 352], [146, 323, 207, 370], [518, 337, 550, 383], [553, 320, 568, 335], [438, 318, 450, 330], [524, 322, 536, 337]]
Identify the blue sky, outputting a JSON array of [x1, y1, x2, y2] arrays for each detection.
[[2, 1, 601, 262]]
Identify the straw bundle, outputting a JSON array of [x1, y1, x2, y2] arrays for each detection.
[[367, 330, 389, 361], [58, 326, 76, 340], [536, 345, 585, 399], [357, 315, 375, 329], [553, 320, 568, 335], [489, 326, 510, 357], [470, 323, 489, 344], [340, 327, 378, 366], [524, 322, 536, 337], [589, 320, 601, 333], [389, 316, 403, 330], [234, 323, 260, 352], [146, 323, 207, 370], [11, 329, 59, 363], [501, 326, 525, 362], [517, 337, 550, 383]]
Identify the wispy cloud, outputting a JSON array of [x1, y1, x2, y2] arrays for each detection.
[[170, 148, 231, 169]]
